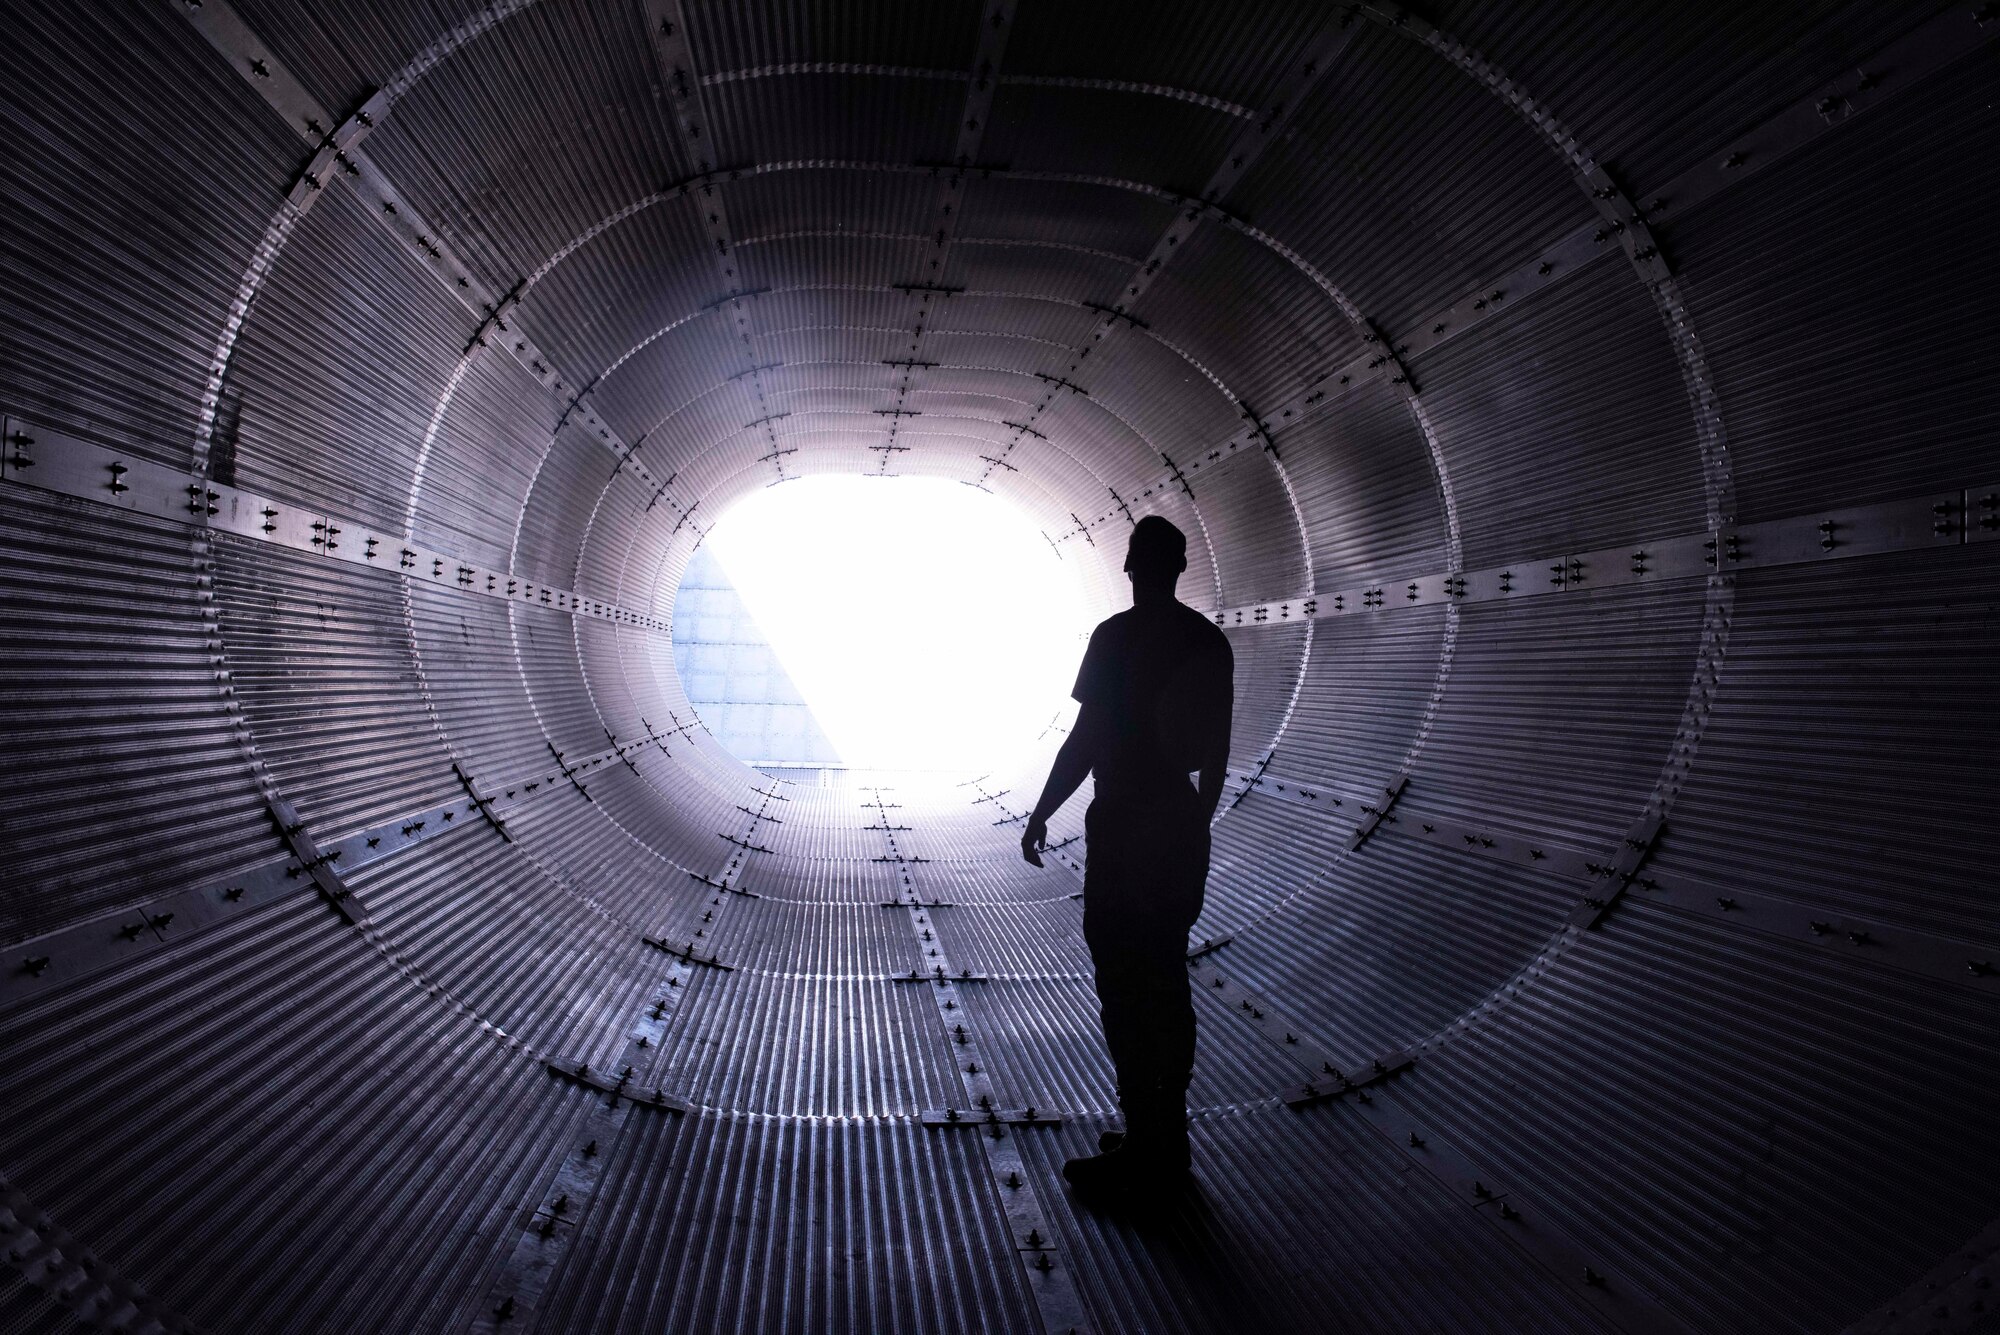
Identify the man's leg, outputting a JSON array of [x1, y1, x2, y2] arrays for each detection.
[[1069, 812, 1204, 1196]]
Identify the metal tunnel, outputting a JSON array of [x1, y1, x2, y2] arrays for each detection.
[[1, 1, 1995, 1331]]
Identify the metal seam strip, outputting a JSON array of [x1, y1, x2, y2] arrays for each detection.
[[644, 0, 789, 483], [864, 787, 1094, 1335], [8, 419, 1983, 657], [0, 418, 669, 631], [1205, 484, 1980, 626], [876, 2, 1016, 475]]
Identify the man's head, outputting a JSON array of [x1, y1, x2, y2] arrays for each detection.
[[1124, 515, 1187, 597]]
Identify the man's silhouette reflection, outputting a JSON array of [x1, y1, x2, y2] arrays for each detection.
[[1022, 515, 1233, 1202]]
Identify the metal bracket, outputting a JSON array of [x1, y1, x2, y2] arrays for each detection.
[[923, 1106, 1062, 1129], [1345, 773, 1410, 851], [545, 1058, 689, 1113], [269, 797, 367, 924], [892, 967, 990, 984], [1279, 1050, 1414, 1108], [1567, 813, 1665, 928], [640, 936, 733, 970]]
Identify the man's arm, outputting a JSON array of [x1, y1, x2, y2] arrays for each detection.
[[1195, 642, 1235, 822], [1021, 702, 1101, 866]]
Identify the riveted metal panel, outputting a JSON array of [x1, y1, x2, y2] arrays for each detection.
[[959, 174, 1177, 260], [352, 820, 661, 1070], [1396, 897, 2000, 1335], [1430, 0, 1944, 191], [1412, 260, 1704, 568], [1272, 601, 1448, 787], [1645, 546, 2000, 944], [1669, 42, 2000, 520], [688, 0, 983, 78], [226, 0, 522, 118], [1194, 456, 1304, 607], [0, 893, 587, 1333], [1222, 622, 1307, 769], [222, 184, 478, 533], [1004, 0, 1335, 111], [0, 489, 271, 945], [1282, 379, 1452, 590], [536, 1113, 1034, 1334], [1129, 221, 1361, 419], [980, 83, 1236, 195], [0, 4, 298, 466], [1403, 582, 1706, 848], [211, 534, 462, 829], [356, 2, 695, 289], [1023, 1103, 1618, 1335], [1230, 21, 1592, 340], [707, 71, 964, 164], [416, 349, 565, 570]]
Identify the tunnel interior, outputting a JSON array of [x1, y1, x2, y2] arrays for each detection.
[[1, 2, 1997, 1332]]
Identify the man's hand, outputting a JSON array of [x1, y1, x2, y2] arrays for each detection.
[[1021, 815, 1049, 867]]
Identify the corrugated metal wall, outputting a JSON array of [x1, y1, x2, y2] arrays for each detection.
[[1, 1, 1994, 1332]]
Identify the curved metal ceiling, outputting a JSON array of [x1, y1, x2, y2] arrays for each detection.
[[1, 1, 1996, 1332]]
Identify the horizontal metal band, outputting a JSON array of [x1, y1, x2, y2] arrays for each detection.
[[1278, 1050, 1413, 1108], [1210, 483, 1991, 630], [545, 1058, 690, 1114], [922, 1107, 1062, 1129], [0, 415, 671, 632], [892, 968, 990, 983], [639, 937, 732, 970]]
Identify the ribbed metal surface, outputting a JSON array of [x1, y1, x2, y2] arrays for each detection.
[[1430, 0, 1942, 191], [1025, 1103, 1615, 1334], [221, 184, 477, 532], [1228, 21, 1588, 339], [1413, 259, 1706, 567], [1279, 601, 1447, 781], [0, 490, 271, 944], [1281, 379, 1451, 590], [212, 533, 462, 830], [1396, 897, 2000, 1334], [538, 1114, 1033, 1334], [3, 3, 1995, 1331], [1404, 582, 1707, 848], [1223, 623, 1307, 767], [0, 893, 587, 1333], [1668, 41, 2000, 520], [360, 0, 695, 291], [1647, 547, 2000, 943], [0, 3, 297, 467]]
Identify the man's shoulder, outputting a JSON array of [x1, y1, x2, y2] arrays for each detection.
[[1091, 609, 1137, 640], [1172, 601, 1232, 651]]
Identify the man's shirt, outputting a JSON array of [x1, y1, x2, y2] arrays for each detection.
[[1071, 600, 1234, 807]]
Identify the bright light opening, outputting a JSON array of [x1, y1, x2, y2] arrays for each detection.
[[673, 476, 1094, 773]]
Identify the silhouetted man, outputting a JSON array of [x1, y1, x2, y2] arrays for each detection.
[[1022, 514, 1233, 1201]]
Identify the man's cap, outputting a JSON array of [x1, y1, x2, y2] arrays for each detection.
[[1125, 514, 1188, 575]]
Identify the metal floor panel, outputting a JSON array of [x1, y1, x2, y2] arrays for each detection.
[[537, 1113, 1037, 1335]]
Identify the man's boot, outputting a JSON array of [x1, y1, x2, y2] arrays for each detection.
[[1063, 1084, 1190, 1202]]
